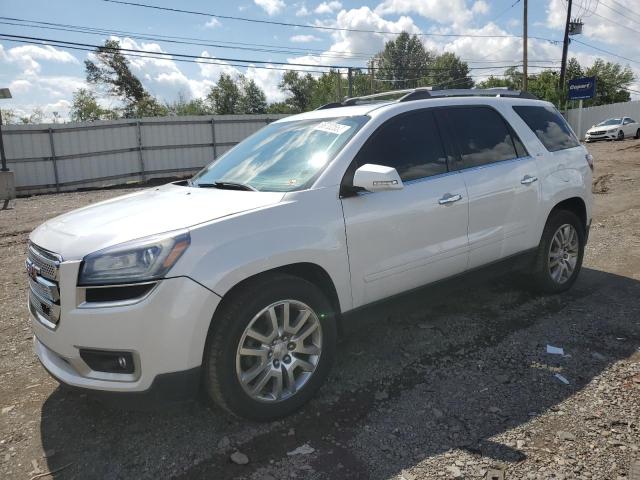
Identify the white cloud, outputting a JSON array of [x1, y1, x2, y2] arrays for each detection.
[[290, 34, 321, 42], [296, 5, 310, 16], [315, 1, 342, 15], [205, 18, 222, 28], [374, 0, 476, 27], [472, 0, 489, 14], [288, 7, 421, 66], [246, 66, 287, 103], [0, 44, 78, 75], [8, 79, 32, 94], [254, 0, 286, 15]]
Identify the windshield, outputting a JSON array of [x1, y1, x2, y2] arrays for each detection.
[[597, 118, 622, 126], [191, 116, 368, 192]]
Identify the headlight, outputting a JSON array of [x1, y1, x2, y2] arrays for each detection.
[[607, 128, 618, 132], [78, 231, 190, 286]]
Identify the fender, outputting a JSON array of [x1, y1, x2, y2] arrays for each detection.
[[173, 187, 353, 313]]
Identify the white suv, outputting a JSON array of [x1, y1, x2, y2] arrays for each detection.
[[27, 89, 593, 420]]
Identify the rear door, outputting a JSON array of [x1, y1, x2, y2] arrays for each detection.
[[438, 106, 540, 269], [623, 117, 636, 136], [340, 109, 469, 308]]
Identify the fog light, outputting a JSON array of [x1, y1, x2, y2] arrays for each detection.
[[79, 349, 135, 374]]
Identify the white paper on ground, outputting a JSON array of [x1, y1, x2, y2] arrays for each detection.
[[554, 373, 570, 384], [547, 345, 565, 355]]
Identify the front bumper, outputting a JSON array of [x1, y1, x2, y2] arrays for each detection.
[[585, 131, 617, 141], [31, 264, 221, 399]]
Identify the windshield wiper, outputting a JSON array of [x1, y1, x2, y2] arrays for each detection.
[[196, 181, 258, 192]]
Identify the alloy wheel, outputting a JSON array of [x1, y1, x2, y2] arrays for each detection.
[[235, 300, 322, 402], [548, 223, 580, 284]]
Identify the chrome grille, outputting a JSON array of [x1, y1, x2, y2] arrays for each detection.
[[590, 130, 605, 135], [27, 243, 60, 281], [27, 242, 62, 327]]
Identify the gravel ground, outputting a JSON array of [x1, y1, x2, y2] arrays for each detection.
[[0, 140, 639, 480]]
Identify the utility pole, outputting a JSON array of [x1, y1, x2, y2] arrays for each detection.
[[522, 0, 528, 91], [559, 0, 573, 97], [370, 59, 375, 94], [347, 67, 353, 98]]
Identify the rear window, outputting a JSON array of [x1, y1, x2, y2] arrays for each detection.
[[444, 106, 518, 168], [513, 105, 580, 152]]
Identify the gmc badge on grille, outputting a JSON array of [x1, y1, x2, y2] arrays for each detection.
[[26, 260, 40, 280]]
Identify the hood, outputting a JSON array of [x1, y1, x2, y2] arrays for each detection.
[[30, 183, 285, 260], [588, 124, 617, 132]]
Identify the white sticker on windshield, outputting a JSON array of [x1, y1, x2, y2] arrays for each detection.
[[313, 121, 351, 135]]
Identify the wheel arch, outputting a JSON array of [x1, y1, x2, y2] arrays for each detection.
[[549, 196, 587, 232], [209, 262, 344, 337]]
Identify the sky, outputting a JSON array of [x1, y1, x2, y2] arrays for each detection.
[[0, 0, 639, 121]]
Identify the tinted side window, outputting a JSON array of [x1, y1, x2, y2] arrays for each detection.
[[355, 110, 448, 182], [513, 105, 580, 152], [445, 107, 518, 168]]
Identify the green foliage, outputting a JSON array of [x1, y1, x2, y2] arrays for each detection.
[[239, 77, 268, 114], [207, 73, 241, 114], [165, 93, 212, 116], [70, 88, 117, 122], [428, 52, 473, 89], [476, 76, 515, 89], [279, 71, 318, 113], [85, 39, 149, 116], [583, 59, 634, 106], [373, 32, 432, 89]]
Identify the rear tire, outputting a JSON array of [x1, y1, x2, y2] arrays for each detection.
[[530, 210, 585, 293], [203, 273, 337, 421], [635, 128, 640, 139]]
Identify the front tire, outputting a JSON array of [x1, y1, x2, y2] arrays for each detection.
[[203, 273, 337, 421], [530, 210, 585, 293], [617, 130, 624, 141]]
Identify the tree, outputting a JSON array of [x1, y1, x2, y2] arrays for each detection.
[[584, 59, 634, 106], [0, 108, 17, 125], [373, 32, 432, 89], [85, 39, 165, 117], [70, 88, 111, 122], [427, 52, 473, 89], [529, 70, 561, 106], [279, 71, 317, 112], [166, 92, 211, 116], [19, 107, 43, 124], [476, 76, 514, 89], [207, 73, 241, 114], [239, 77, 267, 114], [85, 40, 147, 105]]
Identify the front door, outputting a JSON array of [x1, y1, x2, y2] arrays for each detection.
[[340, 109, 469, 308]]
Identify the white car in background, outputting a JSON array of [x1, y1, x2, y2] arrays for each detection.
[[585, 117, 640, 142]]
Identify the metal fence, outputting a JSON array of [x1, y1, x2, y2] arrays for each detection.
[[567, 100, 640, 141], [2, 114, 287, 195]]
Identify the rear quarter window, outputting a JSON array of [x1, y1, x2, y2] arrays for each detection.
[[513, 105, 580, 152]]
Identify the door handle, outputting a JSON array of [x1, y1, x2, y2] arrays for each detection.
[[521, 175, 538, 185], [438, 193, 463, 205]]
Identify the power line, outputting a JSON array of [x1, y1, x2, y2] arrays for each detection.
[[0, 33, 538, 74], [0, 16, 560, 64], [0, 35, 332, 73], [571, 38, 640, 65], [590, 0, 640, 26], [99, 0, 559, 42]]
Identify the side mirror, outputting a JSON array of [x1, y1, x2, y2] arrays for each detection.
[[353, 164, 403, 193]]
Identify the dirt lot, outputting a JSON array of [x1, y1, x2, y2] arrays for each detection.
[[1, 139, 639, 480]]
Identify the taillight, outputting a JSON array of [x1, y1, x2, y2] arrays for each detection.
[[585, 153, 594, 171]]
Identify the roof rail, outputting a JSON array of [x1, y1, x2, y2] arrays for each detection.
[[314, 87, 538, 110]]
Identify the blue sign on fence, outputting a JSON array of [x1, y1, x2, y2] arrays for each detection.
[[568, 76, 596, 100]]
